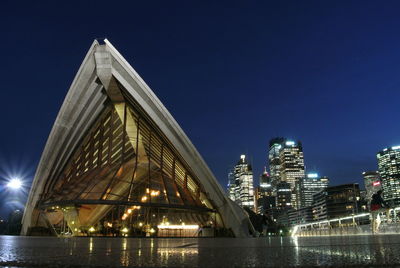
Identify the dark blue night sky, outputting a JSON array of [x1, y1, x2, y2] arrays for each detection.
[[1, 1, 399, 217]]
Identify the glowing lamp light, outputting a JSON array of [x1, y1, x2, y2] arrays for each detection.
[[121, 227, 129, 233], [157, 224, 199, 230], [7, 178, 22, 189], [89, 227, 95, 232], [373, 181, 381, 186]]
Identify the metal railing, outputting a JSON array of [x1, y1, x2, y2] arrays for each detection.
[[291, 206, 400, 236]]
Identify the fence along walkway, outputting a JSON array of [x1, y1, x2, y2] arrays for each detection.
[[292, 206, 400, 236]]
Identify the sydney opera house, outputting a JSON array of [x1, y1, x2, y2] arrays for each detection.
[[21, 39, 252, 237]]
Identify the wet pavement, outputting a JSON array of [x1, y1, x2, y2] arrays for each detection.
[[0, 235, 400, 267]]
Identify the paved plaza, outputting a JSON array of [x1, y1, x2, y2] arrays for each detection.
[[0, 235, 400, 267]]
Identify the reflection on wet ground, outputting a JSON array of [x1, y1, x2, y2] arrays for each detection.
[[0, 235, 399, 267]]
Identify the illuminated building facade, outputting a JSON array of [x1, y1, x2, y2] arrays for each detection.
[[279, 140, 305, 209], [21, 39, 253, 237], [312, 184, 361, 221], [254, 168, 275, 214], [362, 171, 381, 204], [227, 170, 237, 202], [276, 181, 292, 210], [377, 146, 400, 206], [296, 173, 329, 208], [230, 155, 254, 210], [268, 138, 285, 191]]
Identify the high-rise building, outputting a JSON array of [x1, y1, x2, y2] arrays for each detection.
[[254, 167, 275, 214], [279, 140, 305, 208], [268, 138, 285, 190], [230, 155, 254, 210], [377, 146, 400, 206], [362, 171, 381, 204], [227, 170, 237, 202], [296, 173, 329, 209], [276, 181, 292, 210]]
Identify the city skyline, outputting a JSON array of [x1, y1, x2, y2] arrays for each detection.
[[1, 1, 400, 218]]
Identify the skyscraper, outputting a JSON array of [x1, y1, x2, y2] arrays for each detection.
[[255, 167, 275, 214], [296, 173, 329, 208], [279, 140, 306, 208], [276, 181, 292, 210], [230, 155, 254, 210], [227, 170, 237, 202], [268, 138, 285, 190], [362, 171, 381, 204], [377, 146, 400, 206]]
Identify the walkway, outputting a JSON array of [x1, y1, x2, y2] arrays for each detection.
[[0, 235, 400, 267]]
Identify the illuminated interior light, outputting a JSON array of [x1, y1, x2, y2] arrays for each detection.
[[146, 188, 150, 194], [138, 222, 143, 227], [141, 196, 148, 202], [127, 209, 132, 214], [121, 227, 129, 233], [150, 228, 155, 233], [89, 227, 95, 232], [157, 224, 199, 230], [150, 190, 160, 196]]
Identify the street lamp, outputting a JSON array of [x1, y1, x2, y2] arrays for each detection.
[[7, 178, 23, 190]]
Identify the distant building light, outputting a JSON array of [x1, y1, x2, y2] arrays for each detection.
[[392, 145, 400, 150], [373, 181, 381, 187], [240, 155, 246, 160], [285, 141, 295, 146], [307, 173, 319, 178]]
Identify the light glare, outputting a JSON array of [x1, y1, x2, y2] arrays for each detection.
[[7, 178, 22, 189]]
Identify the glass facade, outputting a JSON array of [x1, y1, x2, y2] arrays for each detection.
[[228, 155, 254, 210], [37, 95, 221, 237], [296, 174, 329, 208], [279, 141, 305, 209], [362, 171, 381, 204], [377, 146, 400, 206]]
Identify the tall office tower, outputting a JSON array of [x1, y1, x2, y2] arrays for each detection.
[[260, 166, 272, 190], [377, 146, 400, 206], [227, 170, 237, 202], [232, 155, 254, 210], [255, 167, 275, 214], [296, 173, 329, 208], [362, 171, 381, 204], [268, 138, 285, 191], [276, 181, 292, 210], [279, 140, 305, 209]]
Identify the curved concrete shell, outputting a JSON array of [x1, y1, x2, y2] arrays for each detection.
[[21, 39, 253, 237]]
